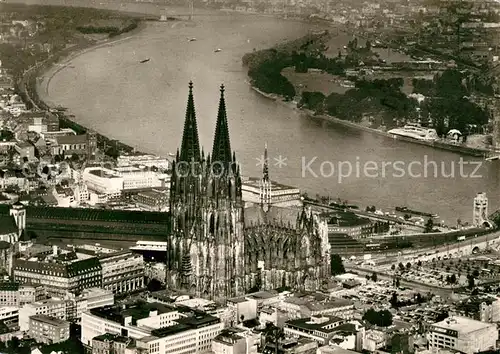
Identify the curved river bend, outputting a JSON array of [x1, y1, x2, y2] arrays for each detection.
[[21, 0, 500, 224]]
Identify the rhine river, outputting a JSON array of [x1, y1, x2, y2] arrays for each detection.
[[15, 0, 500, 224]]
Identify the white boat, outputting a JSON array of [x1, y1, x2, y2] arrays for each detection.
[[188, 38, 197, 42], [387, 123, 438, 141], [214, 48, 222, 52]]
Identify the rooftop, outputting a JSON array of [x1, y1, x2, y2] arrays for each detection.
[[0, 282, 19, 291], [0, 204, 171, 226], [0, 215, 16, 235], [14, 257, 101, 277], [322, 211, 371, 227], [55, 134, 87, 145], [90, 302, 176, 325], [285, 315, 345, 334], [284, 295, 353, 311], [93, 333, 132, 344], [29, 315, 69, 327], [432, 316, 495, 334], [242, 176, 299, 192], [213, 328, 246, 345]]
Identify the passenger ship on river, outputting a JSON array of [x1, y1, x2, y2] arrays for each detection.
[[387, 123, 439, 141]]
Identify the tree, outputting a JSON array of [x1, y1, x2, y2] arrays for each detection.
[[398, 262, 405, 271], [365, 40, 372, 51], [467, 274, 475, 289], [390, 292, 399, 308], [395, 278, 401, 288], [363, 308, 393, 327], [330, 254, 345, 275], [450, 274, 457, 284], [391, 264, 396, 271], [406, 262, 411, 270], [424, 218, 434, 233], [417, 260, 422, 267], [146, 278, 164, 292], [371, 272, 378, 282]]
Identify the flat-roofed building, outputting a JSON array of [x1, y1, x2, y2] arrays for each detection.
[[19, 298, 70, 331], [82, 167, 123, 198], [19, 283, 46, 306], [28, 314, 70, 344], [98, 251, 144, 294], [132, 188, 169, 212], [212, 327, 260, 354], [117, 154, 170, 169], [241, 177, 301, 208], [82, 302, 223, 354], [74, 288, 114, 323], [114, 166, 166, 190], [428, 316, 498, 354], [284, 315, 346, 345]]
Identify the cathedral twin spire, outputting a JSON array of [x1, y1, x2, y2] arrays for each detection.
[[180, 81, 201, 163], [212, 85, 233, 166], [178, 82, 235, 170]]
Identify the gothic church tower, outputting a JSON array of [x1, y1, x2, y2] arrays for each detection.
[[169, 83, 245, 301]]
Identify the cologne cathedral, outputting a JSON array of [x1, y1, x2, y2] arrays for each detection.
[[168, 82, 331, 301]]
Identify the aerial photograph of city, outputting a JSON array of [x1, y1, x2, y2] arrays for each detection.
[[2, 0, 500, 353]]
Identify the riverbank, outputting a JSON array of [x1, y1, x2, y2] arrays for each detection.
[[249, 82, 493, 158], [22, 20, 150, 155]]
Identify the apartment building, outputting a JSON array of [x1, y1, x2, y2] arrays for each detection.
[[81, 302, 222, 354], [0, 281, 46, 307], [19, 283, 46, 306], [13, 256, 102, 297], [92, 333, 134, 354], [99, 251, 144, 295], [212, 327, 260, 354], [28, 315, 70, 344], [73, 288, 114, 322], [19, 298, 71, 331], [428, 316, 498, 354], [0, 282, 19, 307], [0, 306, 19, 323]]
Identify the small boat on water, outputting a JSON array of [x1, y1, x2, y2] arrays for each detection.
[[188, 38, 197, 42], [168, 152, 175, 157], [140, 58, 150, 63], [214, 48, 222, 53]]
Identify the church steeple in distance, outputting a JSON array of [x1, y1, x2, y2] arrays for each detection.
[[263, 142, 269, 182], [211, 84, 232, 169], [180, 81, 201, 162]]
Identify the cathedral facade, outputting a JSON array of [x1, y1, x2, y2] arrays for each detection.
[[168, 82, 330, 301]]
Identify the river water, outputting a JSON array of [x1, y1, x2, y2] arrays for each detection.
[[12, 0, 500, 224]]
